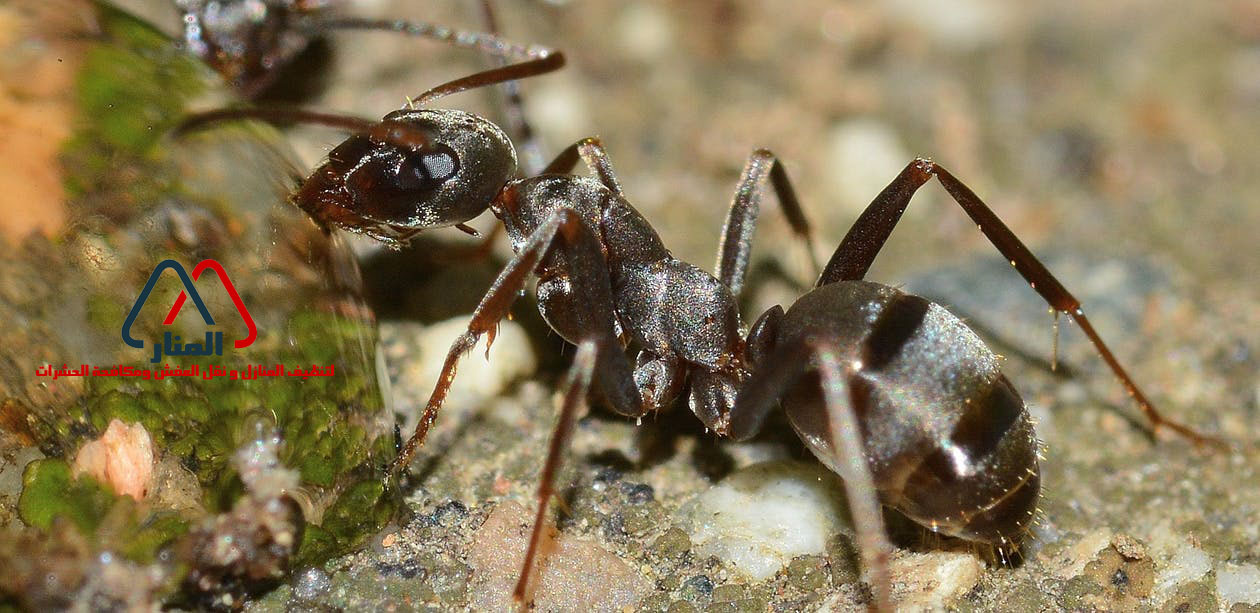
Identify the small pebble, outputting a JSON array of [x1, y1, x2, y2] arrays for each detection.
[[292, 568, 331, 602], [683, 461, 850, 581], [1217, 564, 1260, 607]]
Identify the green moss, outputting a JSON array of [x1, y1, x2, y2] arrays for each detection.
[[72, 4, 207, 156], [17, 459, 188, 564], [118, 511, 189, 563], [18, 459, 115, 535], [296, 480, 391, 567], [10, 4, 394, 604]]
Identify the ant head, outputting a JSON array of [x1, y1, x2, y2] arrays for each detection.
[[302, 109, 517, 239]]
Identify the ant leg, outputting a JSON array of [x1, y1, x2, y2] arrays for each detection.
[[814, 343, 895, 613], [514, 340, 597, 604], [634, 351, 686, 417], [716, 149, 818, 297], [818, 158, 1219, 446], [541, 137, 625, 195], [302, 14, 555, 63], [177, 55, 564, 135], [544, 140, 821, 296], [391, 207, 644, 476], [728, 337, 894, 612], [476, 0, 547, 175]]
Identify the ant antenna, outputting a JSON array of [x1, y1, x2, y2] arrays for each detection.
[[409, 53, 565, 108]]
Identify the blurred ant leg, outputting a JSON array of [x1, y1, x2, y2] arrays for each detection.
[[302, 13, 555, 63], [477, 0, 547, 175], [814, 343, 894, 613], [176, 55, 563, 137], [175, 107, 377, 135], [716, 149, 819, 297], [727, 337, 893, 612], [514, 340, 596, 605], [817, 158, 1219, 446], [391, 207, 644, 476]]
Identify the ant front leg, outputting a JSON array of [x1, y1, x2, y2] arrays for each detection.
[[390, 207, 644, 477], [729, 335, 894, 612], [819, 158, 1219, 446], [541, 137, 625, 195]]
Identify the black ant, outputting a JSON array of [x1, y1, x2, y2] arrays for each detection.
[[179, 48, 1221, 613]]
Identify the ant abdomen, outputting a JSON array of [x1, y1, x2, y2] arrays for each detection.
[[777, 281, 1041, 546]]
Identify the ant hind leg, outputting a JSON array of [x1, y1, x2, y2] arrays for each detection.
[[817, 158, 1220, 446], [728, 337, 895, 611]]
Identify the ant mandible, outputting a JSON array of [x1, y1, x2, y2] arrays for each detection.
[[179, 50, 1220, 612]]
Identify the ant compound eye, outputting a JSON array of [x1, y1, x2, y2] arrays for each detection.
[[392, 145, 461, 191], [420, 148, 458, 181]]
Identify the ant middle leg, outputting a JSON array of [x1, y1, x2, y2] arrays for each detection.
[[540, 137, 625, 194], [542, 141, 821, 296], [818, 158, 1219, 446], [514, 340, 597, 605], [715, 149, 819, 297], [390, 207, 645, 476]]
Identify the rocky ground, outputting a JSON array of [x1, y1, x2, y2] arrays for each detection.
[[10, 0, 1260, 610]]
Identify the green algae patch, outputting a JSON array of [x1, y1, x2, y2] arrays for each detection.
[[297, 479, 393, 568], [73, 4, 208, 155], [18, 459, 190, 565], [18, 459, 116, 536]]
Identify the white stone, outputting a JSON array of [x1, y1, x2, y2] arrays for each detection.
[[1147, 520, 1212, 599], [1156, 542, 1212, 595], [1052, 528, 1113, 579], [683, 461, 850, 581], [824, 119, 911, 219], [880, 0, 1014, 49], [889, 551, 983, 610], [396, 317, 536, 431], [1217, 563, 1260, 606], [617, 3, 674, 62]]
